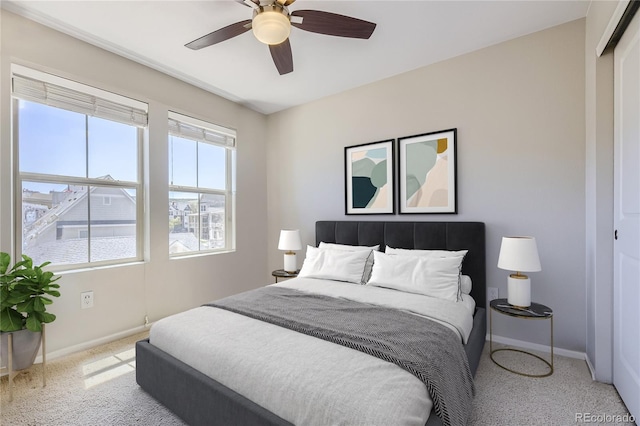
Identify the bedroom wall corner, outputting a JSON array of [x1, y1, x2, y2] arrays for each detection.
[[0, 7, 11, 256], [266, 19, 587, 354]]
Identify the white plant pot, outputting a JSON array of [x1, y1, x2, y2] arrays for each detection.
[[0, 329, 42, 372]]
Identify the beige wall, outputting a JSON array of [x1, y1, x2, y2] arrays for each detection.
[[0, 10, 269, 354], [1, 7, 606, 361], [267, 19, 587, 352], [585, 1, 619, 383]]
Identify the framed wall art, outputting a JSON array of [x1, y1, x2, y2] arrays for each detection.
[[344, 139, 395, 215], [398, 128, 457, 214]]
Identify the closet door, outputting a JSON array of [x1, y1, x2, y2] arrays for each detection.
[[614, 9, 640, 421]]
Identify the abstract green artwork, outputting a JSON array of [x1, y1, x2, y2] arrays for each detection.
[[398, 129, 457, 214], [345, 140, 394, 214]]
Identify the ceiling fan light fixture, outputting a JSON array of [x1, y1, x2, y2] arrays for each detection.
[[252, 5, 291, 45]]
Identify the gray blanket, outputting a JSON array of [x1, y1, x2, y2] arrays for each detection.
[[206, 286, 474, 426]]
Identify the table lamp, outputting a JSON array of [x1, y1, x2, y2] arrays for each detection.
[[278, 229, 301, 273], [497, 236, 541, 307]]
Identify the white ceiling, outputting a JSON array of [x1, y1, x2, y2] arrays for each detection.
[[3, 1, 590, 115]]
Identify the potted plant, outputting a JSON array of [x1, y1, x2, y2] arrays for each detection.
[[1, 252, 61, 371]]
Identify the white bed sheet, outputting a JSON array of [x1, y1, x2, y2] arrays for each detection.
[[150, 278, 475, 426]]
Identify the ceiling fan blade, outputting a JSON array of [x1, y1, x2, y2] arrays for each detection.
[[269, 39, 293, 75], [291, 10, 376, 39], [236, 0, 259, 8], [185, 20, 252, 50]]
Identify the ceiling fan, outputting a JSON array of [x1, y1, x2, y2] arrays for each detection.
[[185, 0, 377, 75]]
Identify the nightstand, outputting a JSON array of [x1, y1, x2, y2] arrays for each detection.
[[272, 269, 299, 283], [489, 298, 553, 377]]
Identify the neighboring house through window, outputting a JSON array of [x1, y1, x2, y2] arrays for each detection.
[[168, 112, 236, 256], [12, 65, 147, 268]]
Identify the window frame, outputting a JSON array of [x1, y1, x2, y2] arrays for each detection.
[[168, 111, 236, 257], [11, 66, 147, 271]]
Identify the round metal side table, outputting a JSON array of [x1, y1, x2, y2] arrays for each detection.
[[272, 269, 299, 283], [489, 298, 554, 377]]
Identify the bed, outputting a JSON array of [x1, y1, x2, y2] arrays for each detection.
[[136, 221, 486, 426]]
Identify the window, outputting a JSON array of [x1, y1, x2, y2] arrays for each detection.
[[12, 66, 147, 268], [168, 112, 236, 256]]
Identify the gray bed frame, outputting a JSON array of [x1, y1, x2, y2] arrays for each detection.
[[136, 221, 486, 426]]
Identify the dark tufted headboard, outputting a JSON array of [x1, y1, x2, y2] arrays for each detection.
[[316, 221, 486, 308]]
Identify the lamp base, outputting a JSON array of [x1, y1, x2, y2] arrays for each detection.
[[283, 253, 297, 274], [507, 274, 531, 307]]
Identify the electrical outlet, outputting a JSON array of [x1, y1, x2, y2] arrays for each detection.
[[487, 287, 499, 301], [81, 291, 94, 309]]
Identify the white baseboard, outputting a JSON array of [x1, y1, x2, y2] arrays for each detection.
[[35, 324, 152, 364], [487, 333, 586, 360], [585, 354, 597, 380]]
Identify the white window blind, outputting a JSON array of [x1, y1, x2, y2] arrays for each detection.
[[168, 112, 235, 148], [12, 74, 148, 128]]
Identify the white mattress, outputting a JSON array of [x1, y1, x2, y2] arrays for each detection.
[[150, 278, 476, 426]]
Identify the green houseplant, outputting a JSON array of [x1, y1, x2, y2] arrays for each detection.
[[1, 252, 61, 371], [1, 252, 61, 332]]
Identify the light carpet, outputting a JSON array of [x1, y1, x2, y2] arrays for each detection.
[[0, 331, 634, 425]]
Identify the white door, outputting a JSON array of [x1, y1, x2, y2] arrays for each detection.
[[614, 9, 640, 421]]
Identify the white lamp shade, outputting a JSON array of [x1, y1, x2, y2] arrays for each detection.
[[497, 237, 541, 272], [278, 229, 301, 251], [253, 8, 291, 45]]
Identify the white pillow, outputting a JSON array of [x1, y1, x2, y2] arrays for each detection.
[[367, 251, 463, 301], [384, 247, 468, 296], [298, 246, 372, 284], [460, 275, 472, 295], [385, 246, 468, 259], [318, 242, 379, 284], [319, 242, 380, 252]]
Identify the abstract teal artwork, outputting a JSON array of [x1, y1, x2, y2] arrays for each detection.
[[345, 140, 394, 214], [398, 129, 457, 214]]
